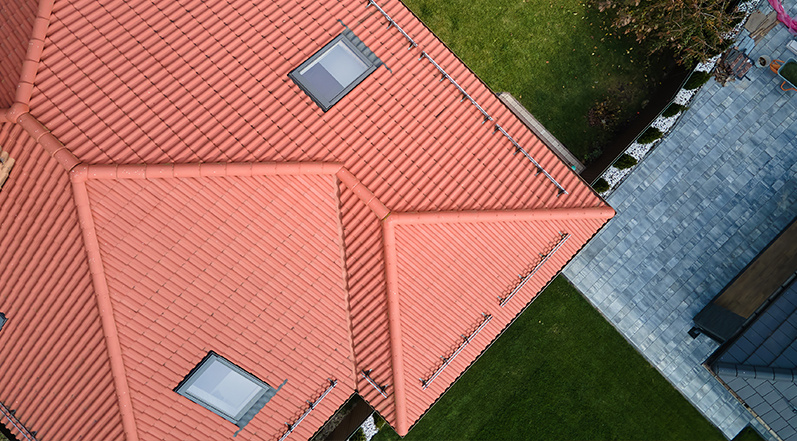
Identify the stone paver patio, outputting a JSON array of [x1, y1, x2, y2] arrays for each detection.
[[563, 2, 797, 439]]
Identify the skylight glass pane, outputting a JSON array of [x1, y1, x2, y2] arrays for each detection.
[[185, 358, 262, 418], [300, 64, 344, 102], [318, 42, 368, 86], [299, 41, 368, 102]]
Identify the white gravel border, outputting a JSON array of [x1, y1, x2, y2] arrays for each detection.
[[597, 82, 706, 193], [346, 413, 379, 441], [595, 0, 760, 196], [362, 414, 378, 441]]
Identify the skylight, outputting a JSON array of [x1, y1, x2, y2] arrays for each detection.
[[175, 352, 281, 430], [289, 28, 382, 111]]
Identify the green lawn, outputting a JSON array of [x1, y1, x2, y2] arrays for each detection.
[[373, 276, 729, 441], [402, 0, 672, 161], [734, 427, 765, 441]]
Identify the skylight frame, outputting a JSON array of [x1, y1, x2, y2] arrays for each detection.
[[289, 29, 381, 112], [174, 351, 277, 426]]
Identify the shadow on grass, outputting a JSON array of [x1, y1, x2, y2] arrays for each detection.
[[372, 276, 729, 441], [401, 0, 678, 162]]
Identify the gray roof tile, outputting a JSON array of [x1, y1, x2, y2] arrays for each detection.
[[563, 3, 797, 438]]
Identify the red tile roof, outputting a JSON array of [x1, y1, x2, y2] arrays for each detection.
[[71, 162, 356, 441], [0, 122, 124, 441], [0, 0, 38, 108], [0, 0, 614, 439]]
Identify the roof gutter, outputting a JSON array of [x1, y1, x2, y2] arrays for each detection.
[[703, 362, 784, 441], [0, 400, 37, 441]]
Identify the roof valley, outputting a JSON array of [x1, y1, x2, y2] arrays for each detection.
[[333, 173, 362, 389]]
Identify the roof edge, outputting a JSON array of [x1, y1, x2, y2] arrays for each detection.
[[70, 162, 345, 181], [388, 206, 616, 226], [69, 164, 140, 441], [336, 168, 390, 220], [380, 219, 409, 435], [14, 0, 55, 107]]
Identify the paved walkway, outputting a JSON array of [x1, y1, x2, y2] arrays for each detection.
[[564, 3, 797, 439]]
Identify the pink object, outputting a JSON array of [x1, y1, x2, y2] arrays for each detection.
[[769, 0, 797, 34], [0, 0, 615, 439]]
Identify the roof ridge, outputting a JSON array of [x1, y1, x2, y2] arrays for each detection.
[[377, 205, 615, 436], [69, 164, 140, 441], [714, 362, 797, 382], [65, 161, 347, 441], [336, 168, 390, 220], [0, 0, 55, 122], [387, 206, 616, 226], [69, 161, 355, 440], [380, 217, 409, 435], [15, 112, 80, 171], [79, 162, 345, 180]]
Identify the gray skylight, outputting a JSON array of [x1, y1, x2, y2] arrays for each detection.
[[175, 352, 281, 430], [289, 28, 382, 111]]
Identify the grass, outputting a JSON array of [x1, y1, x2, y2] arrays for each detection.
[[373, 276, 729, 441], [402, 0, 673, 161], [733, 426, 765, 441]]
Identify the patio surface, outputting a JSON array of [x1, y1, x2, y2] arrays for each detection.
[[563, 2, 797, 439]]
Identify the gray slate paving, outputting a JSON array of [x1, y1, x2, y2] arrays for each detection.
[[563, 3, 797, 439]]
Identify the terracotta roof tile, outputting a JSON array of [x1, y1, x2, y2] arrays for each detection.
[[32, 0, 600, 207], [0, 0, 615, 438], [66, 163, 356, 440], [0, 123, 124, 441]]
